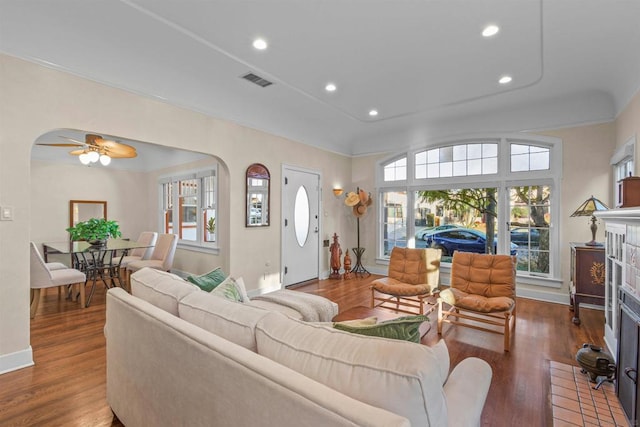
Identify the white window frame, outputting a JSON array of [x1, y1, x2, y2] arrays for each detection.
[[376, 133, 562, 288], [611, 135, 636, 207], [158, 165, 219, 254]]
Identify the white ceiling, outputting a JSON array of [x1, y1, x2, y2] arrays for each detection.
[[2, 0, 640, 158]]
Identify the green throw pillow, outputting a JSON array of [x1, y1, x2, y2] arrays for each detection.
[[210, 276, 247, 303], [186, 267, 226, 292], [333, 315, 428, 343]]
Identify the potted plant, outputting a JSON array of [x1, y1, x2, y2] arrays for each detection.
[[66, 217, 122, 245], [206, 216, 216, 242]]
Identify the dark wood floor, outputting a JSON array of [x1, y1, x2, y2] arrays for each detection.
[[0, 276, 605, 426]]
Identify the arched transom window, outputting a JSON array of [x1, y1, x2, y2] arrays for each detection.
[[416, 142, 498, 179]]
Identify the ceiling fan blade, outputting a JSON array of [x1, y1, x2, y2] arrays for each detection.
[[95, 139, 138, 158], [106, 151, 138, 159], [36, 143, 84, 147], [64, 133, 138, 159], [59, 135, 87, 145]]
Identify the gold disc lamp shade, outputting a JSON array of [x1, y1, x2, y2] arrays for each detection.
[[570, 195, 609, 246]]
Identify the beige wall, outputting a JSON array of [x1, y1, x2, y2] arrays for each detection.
[[0, 53, 353, 372], [348, 153, 388, 266], [30, 161, 151, 247], [539, 122, 616, 297]]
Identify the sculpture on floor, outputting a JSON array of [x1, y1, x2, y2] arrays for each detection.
[[343, 251, 353, 280], [329, 233, 342, 279]]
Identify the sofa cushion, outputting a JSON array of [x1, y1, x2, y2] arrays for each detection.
[[246, 299, 305, 320], [131, 268, 200, 316], [249, 289, 338, 322], [255, 312, 448, 426], [333, 315, 428, 342], [179, 290, 270, 352], [431, 340, 450, 385], [186, 267, 227, 292]]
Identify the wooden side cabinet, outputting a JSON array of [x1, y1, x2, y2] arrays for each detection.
[[570, 243, 605, 325]]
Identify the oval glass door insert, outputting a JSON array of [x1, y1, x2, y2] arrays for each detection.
[[294, 186, 310, 247]]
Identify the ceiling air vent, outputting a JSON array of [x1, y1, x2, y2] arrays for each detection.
[[241, 72, 273, 88]]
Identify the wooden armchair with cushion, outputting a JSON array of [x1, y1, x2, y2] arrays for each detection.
[[438, 251, 517, 352], [370, 247, 442, 315]]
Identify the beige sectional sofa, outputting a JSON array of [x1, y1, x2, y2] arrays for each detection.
[[105, 268, 492, 426]]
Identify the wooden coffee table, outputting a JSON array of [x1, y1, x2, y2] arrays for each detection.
[[332, 305, 432, 339]]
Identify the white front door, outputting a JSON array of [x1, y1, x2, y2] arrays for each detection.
[[282, 166, 320, 287]]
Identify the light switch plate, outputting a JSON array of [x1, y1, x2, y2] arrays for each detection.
[[0, 206, 14, 221]]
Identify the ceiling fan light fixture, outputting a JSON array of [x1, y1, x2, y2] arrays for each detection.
[[99, 154, 112, 166], [79, 152, 91, 165], [87, 150, 100, 163]]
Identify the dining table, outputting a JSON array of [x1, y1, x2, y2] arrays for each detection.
[[42, 239, 153, 307]]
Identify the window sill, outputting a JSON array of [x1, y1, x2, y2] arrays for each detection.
[[177, 242, 220, 255]]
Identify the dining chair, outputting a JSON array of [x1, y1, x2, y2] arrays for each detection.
[[30, 242, 86, 318], [45, 260, 68, 271], [44, 249, 69, 298], [125, 233, 178, 289], [113, 231, 158, 270]]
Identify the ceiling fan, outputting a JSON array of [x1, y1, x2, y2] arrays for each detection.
[[36, 133, 137, 165]]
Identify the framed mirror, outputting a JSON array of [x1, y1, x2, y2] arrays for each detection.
[[69, 200, 107, 228], [246, 163, 270, 227]]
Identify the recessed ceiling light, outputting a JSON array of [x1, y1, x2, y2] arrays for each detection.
[[482, 25, 500, 37], [369, 109, 378, 117], [252, 38, 268, 50], [499, 75, 513, 84], [325, 83, 337, 92]]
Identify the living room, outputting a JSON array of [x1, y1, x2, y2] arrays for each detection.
[[2, 1, 640, 425]]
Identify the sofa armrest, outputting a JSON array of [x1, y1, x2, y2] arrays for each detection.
[[443, 357, 492, 427]]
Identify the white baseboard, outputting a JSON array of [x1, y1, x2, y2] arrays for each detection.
[[0, 346, 34, 375], [516, 287, 571, 305], [320, 265, 387, 281]]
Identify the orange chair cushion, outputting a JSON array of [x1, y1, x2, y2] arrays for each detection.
[[450, 252, 516, 300], [371, 277, 432, 296], [440, 288, 514, 313], [387, 247, 431, 285]]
